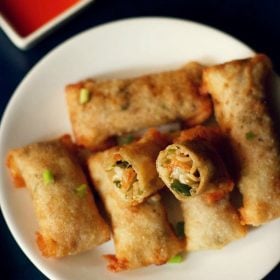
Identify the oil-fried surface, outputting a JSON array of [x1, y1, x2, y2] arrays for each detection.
[[66, 62, 212, 149], [88, 154, 184, 271], [7, 139, 110, 257], [201, 54, 280, 226]]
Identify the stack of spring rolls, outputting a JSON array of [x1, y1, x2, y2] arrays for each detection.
[[6, 55, 280, 272]]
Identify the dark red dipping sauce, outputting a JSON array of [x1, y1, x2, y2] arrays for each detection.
[[0, 0, 80, 37]]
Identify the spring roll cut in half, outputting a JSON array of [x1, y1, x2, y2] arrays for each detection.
[[66, 62, 212, 149], [201, 54, 280, 226], [88, 154, 184, 272], [160, 126, 247, 250], [6, 137, 110, 257], [96, 129, 167, 205], [156, 140, 233, 203]]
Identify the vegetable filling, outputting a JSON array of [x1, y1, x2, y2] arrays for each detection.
[[164, 146, 200, 196], [110, 154, 141, 198]]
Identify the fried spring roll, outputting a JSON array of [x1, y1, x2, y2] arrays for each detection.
[[159, 126, 247, 250], [6, 137, 110, 257], [156, 141, 233, 203], [88, 154, 184, 272], [181, 196, 247, 250], [201, 54, 280, 226], [66, 62, 212, 149], [94, 129, 167, 205]]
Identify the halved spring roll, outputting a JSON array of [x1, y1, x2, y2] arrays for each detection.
[[167, 126, 247, 250], [6, 136, 110, 257], [156, 140, 233, 203], [88, 153, 184, 272], [174, 125, 237, 180], [65, 62, 212, 149], [96, 129, 167, 206], [181, 195, 247, 251], [201, 54, 280, 226]]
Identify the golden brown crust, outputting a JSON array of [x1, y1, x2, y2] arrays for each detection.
[[6, 138, 111, 257], [89, 130, 168, 205], [175, 125, 240, 182], [104, 255, 129, 272], [88, 155, 184, 271], [6, 152, 26, 187], [65, 62, 212, 149], [181, 196, 247, 251], [201, 54, 280, 225], [175, 125, 237, 197], [174, 125, 223, 148]]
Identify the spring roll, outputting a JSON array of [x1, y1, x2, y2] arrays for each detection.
[[201, 54, 280, 226], [159, 126, 247, 250], [6, 137, 110, 257], [65, 62, 212, 149], [181, 195, 247, 250], [88, 154, 184, 272], [156, 140, 233, 203], [94, 129, 167, 206]]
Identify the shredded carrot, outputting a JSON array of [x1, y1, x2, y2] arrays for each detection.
[[121, 168, 137, 191], [168, 158, 192, 172]]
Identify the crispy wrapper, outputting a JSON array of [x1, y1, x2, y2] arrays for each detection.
[[181, 195, 247, 251], [174, 125, 224, 149], [88, 154, 184, 272], [91, 129, 167, 206], [201, 54, 280, 226], [65, 62, 212, 149], [161, 126, 247, 250], [6, 137, 110, 257]]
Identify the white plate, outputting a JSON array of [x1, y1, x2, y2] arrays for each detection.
[[0, 17, 279, 280]]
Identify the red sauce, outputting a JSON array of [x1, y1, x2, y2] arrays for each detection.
[[0, 0, 80, 37]]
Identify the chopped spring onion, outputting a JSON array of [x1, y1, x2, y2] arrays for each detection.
[[115, 160, 131, 169], [137, 189, 144, 195], [43, 169, 54, 184], [168, 254, 183, 264], [75, 184, 87, 197], [113, 180, 122, 188], [171, 179, 191, 196], [163, 158, 171, 165], [175, 221, 185, 238], [245, 131, 256, 140], [167, 148, 177, 154], [117, 135, 134, 146], [79, 88, 91, 104]]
